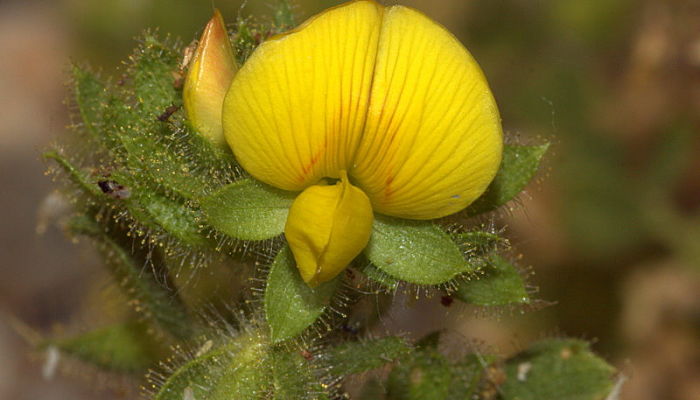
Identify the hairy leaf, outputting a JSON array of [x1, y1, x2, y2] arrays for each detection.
[[387, 348, 452, 400], [44, 151, 103, 198], [68, 215, 193, 340], [265, 246, 341, 342], [500, 339, 616, 400], [466, 143, 549, 216], [326, 336, 411, 376], [454, 255, 530, 307], [365, 216, 476, 285], [47, 321, 166, 373], [71, 65, 120, 149], [271, 348, 328, 400], [201, 179, 295, 241], [154, 335, 270, 400]]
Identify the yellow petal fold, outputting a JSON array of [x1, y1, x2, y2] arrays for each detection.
[[352, 5, 503, 219], [183, 9, 237, 146], [223, 0, 383, 191], [284, 172, 373, 286]]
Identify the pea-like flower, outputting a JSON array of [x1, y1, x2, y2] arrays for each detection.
[[187, 0, 503, 287]]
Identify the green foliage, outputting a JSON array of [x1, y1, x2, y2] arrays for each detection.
[[386, 333, 495, 400], [454, 255, 530, 307], [500, 339, 616, 400], [154, 334, 270, 400], [200, 179, 295, 241], [446, 355, 493, 400], [68, 215, 194, 340], [47, 321, 167, 374], [387, 345, 452, 400], [365, 216, 478, 285], [42, 2, 619, 399], [325, 337, 412, 376], [265, 246, 342, 343], [270, 347, 327, 400], [466, 144, 550, 216]]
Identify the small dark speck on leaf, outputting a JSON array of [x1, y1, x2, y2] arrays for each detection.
[[157, 105, 180, 122], [98, 180, 131, 199]]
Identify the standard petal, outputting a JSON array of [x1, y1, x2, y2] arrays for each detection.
[[223, 0, 383, 191], [183, 10, 237, 146], [352, 5, 503, 219], [285, 173, 373, 286]]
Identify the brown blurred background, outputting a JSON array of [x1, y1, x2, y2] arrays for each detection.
[[1, 0, 698, 399]]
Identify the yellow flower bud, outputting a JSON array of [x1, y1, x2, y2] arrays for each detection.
[[183, 9, 237, 146], [284, 172, 374, 287]]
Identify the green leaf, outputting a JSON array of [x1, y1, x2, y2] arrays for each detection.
[[360, 262, 400, 291], [46, 153, 208, 247], [387, 348, 452, 400], [47, 321, 166, 373], [265, 246, 342, 343], [201, 179, 295, 241], [108, 32, 224, 199], [271, 348, 328, 400], [466, 143, 549, 216], [71, 65, 118, 149], [69, 215, 194, 340], [457, 231, 506, 256], [44, 151, 103, 198], [446, 354, 493, 400], [124, 181, 209, 247], [326, 337, 411, 376], [154, 334, 271, 400], [365, 216, 476, 285], [453, 255, 530, 307], [129, 32, 180, 112], [500, 339, 616, 400]]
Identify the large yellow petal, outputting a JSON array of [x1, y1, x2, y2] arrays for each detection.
[[223, 0, 383, 191], [183, 9, 237, 146], [284, 172, 373, 286], [351, 5, 503, 219]]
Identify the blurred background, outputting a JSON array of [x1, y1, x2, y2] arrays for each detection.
[[0, 0, 698, 398]]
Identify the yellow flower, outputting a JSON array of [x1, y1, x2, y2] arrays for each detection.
[[222, 0, 503, 286], [183, 9, 237, 146]]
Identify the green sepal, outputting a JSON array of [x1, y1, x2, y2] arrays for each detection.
[[500, 339, 616, 400], [265, 245, 342, 343], [364, 216, 477, 285], [453, 255, 530, 307], [200, 179, 295, 241], [45, 321, 167, 374], [387, 346, 452, 400], [326, 336, 411, 376], [466, 143, 549, 216], [68, 215, 194, 340], [154, 334, 270, 400]]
